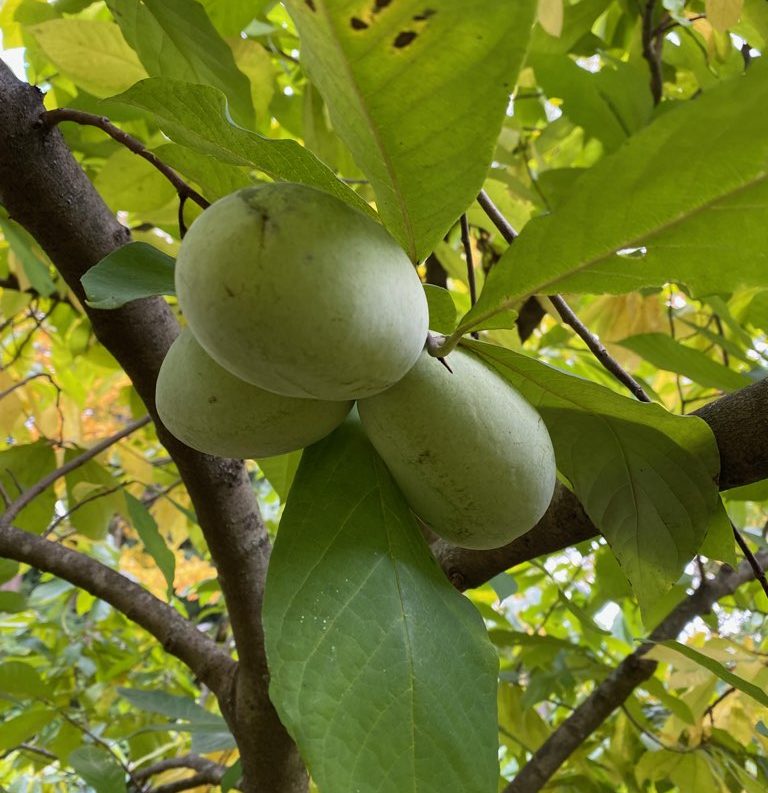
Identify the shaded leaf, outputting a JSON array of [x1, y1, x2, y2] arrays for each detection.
[[0, 661, 50, 699], [423, 285, 458, 335], [106, 0, 253, 126], [462, 62, 768, 333], [0, 707, 55, 752], [125, 493, 175, 600], [0, 442, 57, 534], [69, 746, 127, 793], [264, 418, 498, 793], [256, 451, 302, 502], [468, 341, 720, 613], [0, 215, 57, 297], [111, 79, 371, 214], [81, 242, 175, 309], [286, 0, 538, 260]]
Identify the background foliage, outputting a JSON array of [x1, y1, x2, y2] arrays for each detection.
[[1, 1, 767, 792]]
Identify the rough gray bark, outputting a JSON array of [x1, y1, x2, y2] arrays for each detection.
[[0, 60, 306, 793]]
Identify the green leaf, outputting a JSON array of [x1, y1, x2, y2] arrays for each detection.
[[256, 451, 302, 502], [117, 688, 221, 724], [661, 640, 768, 708], [28, 19, 147, 97], [264, 417, 499, 793], [707, 0, 744, 32], [111, 79, 371, 214], [699, 500, 737, 566], [0, 215, 57, 297], [63, 452, 125, 540], [423, 285, 458, 335], [0, 442, 57, 534], [199, 0, 270, 36], [220, 759, 242, 793], [617, 333, 753, 392], [468, 341, 720, 613], [0, 662, 50, 699], [462, 62, 768, 333], [0, 592, 27, 613], [93, 147, 177, 213], [105, 0, 254, 127], [69, 746, 127, 793], [0, 559, 18, 586], [285, 0, 538, 260], [81, 242, 175, 309], [0, 707, 55, 752], [125, 494, 175, 600]]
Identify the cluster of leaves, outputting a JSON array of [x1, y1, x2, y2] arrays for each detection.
[[1, 0, 767, 791]]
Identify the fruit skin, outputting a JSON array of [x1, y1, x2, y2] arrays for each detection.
[[156, 329, 353, 459], [358, 348, 557, 550], [175, 183, 429, 400]]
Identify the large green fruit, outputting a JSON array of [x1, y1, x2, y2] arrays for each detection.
[[358, 348, 557, 549], [175, 183, 428, 400], [156, 329, 353, 458]]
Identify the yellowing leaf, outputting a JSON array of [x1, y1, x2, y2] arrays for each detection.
[[538, 0, 564, 37], [28, 19, 147, 98], [706, 0, 744, 32]]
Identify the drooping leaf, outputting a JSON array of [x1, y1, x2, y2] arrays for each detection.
[[117, 688, 220, 724], [423, 284, 458, 334], [699, 500, 737, 566], [467, 341, 720, 613], [69, 746, 127, 793], [63, 452, 125, 539], [81, 242, 175, 309], [0, 707, 55, 752], [0, 215, 57, 297], [0, 442, 57, 534], [264, 417, 499, 793], [256, 451, 302, 502], [285, 0, 538, 260], [617, 333, 753, 392], [659, 640, 768, 708], [27, 19, 147, 97], [0, 661, 51, 699], [461, 62, 768, 334], [105, 0, 254, 127], [111, 79, 371, 214], [125, 493, 175, 600]]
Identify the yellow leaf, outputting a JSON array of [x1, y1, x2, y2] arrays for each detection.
[[706, 0, 743, 32], [538, 0, 564, 37]]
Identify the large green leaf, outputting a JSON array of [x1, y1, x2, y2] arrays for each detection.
[[467, 341, 720, 613], [0, 443, 57, 534], [105, 0, 254, 127], [285, 0, 537, 261], [111, 79, 371, 214], [93, 147, 177, 213], [27, 19, 147, 97], [125, 494, 175, 600], [0, 661, 51, 699], [0, 215, 57, 297], [0, 707, 55, 752], [69, 746, 127, 793], [264, 418, 498, 793], [81, 242, 175, 309], [461, 62, 768, 334], [617, 333, 753, 392]]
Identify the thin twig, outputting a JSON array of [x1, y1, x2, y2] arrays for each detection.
[[460, 214, 479, 340], [703, 686, 736, 727], [38, 109, 210, 211], [732, 524, 768, 600], [43, 482, 127, 538], [0, 416, 150, 529], [550, 295, 652, 402], [474, 192, 653, 401], [642, 0, 664, 105]]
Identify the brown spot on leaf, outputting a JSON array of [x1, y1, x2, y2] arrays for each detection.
[[305, 0, 316, 10], [393, 30, 417, 48], [350, 16, 369, 30], [374, 0, 392, 11], [413, 8, 436, 21]]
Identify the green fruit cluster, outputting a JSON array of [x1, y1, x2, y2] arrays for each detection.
[[156, 183, 556, 549]]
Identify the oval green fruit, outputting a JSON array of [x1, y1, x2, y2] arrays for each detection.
[[156, 329, 353, 458], [358, 348, 557, 549], [175, 183, 429, 400]]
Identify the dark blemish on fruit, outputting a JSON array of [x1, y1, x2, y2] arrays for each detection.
[[374, 0, 392, 12], [208, 396, 218, 404], [413, 8, 435, 21], [224, 286, 235, 298], [350, 16, 369, 29], [394, 30, 417, 48], [305, 0, 316, 10]]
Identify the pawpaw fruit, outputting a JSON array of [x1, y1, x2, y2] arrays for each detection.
[[175, 183, 428, 400], [358, 348, 557, 549], [156, 329, 353, 458]]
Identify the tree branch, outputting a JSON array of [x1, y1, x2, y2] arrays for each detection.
[[0, 60, 305, 793], [134, 754, 227, 781], [0, 416, 150, 530], [642, 0, 664, 105], [504, 550, 768, 792], [0, 521, 234, 693]]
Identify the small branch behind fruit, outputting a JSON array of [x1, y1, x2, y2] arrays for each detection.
[[432, 191, 653, 402], [37, 108, 210, 238]]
